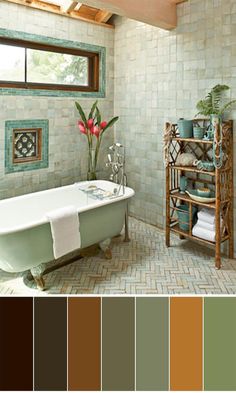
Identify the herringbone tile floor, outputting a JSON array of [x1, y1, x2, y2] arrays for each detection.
[[1, 217, 236, 294]]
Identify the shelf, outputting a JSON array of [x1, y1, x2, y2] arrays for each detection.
[[172, 137, 213, 144], [170, 191, 216, 209], [166, 121, 233, 266], [170, 223, 228, 246], [170, 223, 215, 246], [170, 165, 216, 176]]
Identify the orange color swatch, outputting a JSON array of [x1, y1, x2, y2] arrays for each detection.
[[170, 297, 203, 391]]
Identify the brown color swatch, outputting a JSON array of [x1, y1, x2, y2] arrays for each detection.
[[0, 297, 33, 391], [34, 297, 67, 391], [68, 297, 101, 391], [170, 297, 203, 391]]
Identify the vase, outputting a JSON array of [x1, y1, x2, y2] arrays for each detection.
[[179, 175, 188, 194], [87, 148, 97, 181], [177, 119, 193, 138], [177, 204, 197, 231], [193, 126, 205, 139]]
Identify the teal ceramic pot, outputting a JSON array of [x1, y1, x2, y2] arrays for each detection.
[[197, 161, 215, 172], [197, 188, 211, 197], [193, 126, 205, 139], [177, 204, 197, 231], [177, 119, 193, 138]]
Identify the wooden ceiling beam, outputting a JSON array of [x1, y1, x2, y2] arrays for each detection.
[[65, 1, 82, 13], [171, 0, 188, 4], [81, 0, 178, 30], [95, 9, 112, 23], [2, 0, 114, 28]]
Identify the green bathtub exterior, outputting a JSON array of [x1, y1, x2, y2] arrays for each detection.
[[0, 200, 127, 273]]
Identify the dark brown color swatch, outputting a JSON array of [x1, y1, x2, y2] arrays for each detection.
[[102, 297, 135, 391], [0, 297, 33, 391], [68, 297, 101, 391], [34, 297, 67, 391], [170, 297, 203, 391]]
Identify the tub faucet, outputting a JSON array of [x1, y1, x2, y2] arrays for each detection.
[[106, 142, 130, 242], [106, 143, 126, 196]]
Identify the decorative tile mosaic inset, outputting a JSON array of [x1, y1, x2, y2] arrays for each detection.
[[13, 128, 42, 163], [5, 119, 49, 173]]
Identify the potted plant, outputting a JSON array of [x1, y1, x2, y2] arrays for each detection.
[[76, 101, 119, 180], [196, 84, 236, 138]]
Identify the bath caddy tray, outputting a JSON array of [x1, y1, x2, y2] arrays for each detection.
[[78, 185, 113, 200]]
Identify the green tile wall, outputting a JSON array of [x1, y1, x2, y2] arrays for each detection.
[[0, 1, 114, 200]]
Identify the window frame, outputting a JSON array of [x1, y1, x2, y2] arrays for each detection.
[[0, 37, 99, 92]]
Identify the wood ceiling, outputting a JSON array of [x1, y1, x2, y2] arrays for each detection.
[[3, 0, 114, 28], [2, 0, 188, 30]]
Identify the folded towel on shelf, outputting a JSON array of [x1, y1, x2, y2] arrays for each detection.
[[197, 208, 216, 225], [46, 205, 81, 259], [197, 218, 222, 231], [192, 224, 215, 243]]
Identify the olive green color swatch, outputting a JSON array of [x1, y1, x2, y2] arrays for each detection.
[[204, 297, 236, 391], [102, 297, 135, 391], [136, 297, 169, 391]]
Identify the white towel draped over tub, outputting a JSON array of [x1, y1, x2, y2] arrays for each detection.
[[46, 205, 81, 259]]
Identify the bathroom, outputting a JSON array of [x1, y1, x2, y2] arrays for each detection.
[[0, 0, 236, 294]]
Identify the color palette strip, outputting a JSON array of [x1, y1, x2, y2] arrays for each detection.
[[0, 297, 235, 391]]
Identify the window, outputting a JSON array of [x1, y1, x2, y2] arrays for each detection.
[[0, 38, 99, 92]]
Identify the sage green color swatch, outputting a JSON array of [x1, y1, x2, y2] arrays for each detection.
[[102, 298, 135, 391], [204, 297, 236, 391], [136, 298, 169, 391]]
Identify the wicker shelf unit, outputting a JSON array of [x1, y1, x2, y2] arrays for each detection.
[[165, 119, 234, 269]]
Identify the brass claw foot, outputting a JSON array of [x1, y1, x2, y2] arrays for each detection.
[[31, 263, 46, 291], [99, 238, 112, 260]]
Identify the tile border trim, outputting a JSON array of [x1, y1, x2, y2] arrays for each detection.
[[0, 27, 106, 98]]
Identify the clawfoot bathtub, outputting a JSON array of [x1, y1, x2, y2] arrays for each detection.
[[0, 180, 134, 290]]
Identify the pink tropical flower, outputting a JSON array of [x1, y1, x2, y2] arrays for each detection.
[[78, 120, 87, 135], [75, 100, 119, 180], [87, 118, 94, 129], [100, 121, 107, 129], [91, 125, 101, 138]]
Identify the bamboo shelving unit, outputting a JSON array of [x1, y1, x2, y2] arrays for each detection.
[[165, 119, 234, 269]]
